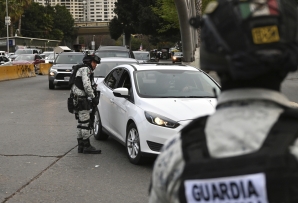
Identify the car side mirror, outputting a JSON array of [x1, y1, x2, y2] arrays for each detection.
[[113, 88, 129, 98]]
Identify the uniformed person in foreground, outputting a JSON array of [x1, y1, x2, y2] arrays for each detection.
[[149, 0, 298, 202], [71, 54, 101, 154]]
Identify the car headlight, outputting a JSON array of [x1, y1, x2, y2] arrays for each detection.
[[173, 57, 177, 60], [145, 111, 179, 128], [49, 69, 56, 76]]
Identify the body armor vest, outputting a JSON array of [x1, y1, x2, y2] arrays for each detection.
[[74, 66, 94, 90], [178, 108, 298, 203]]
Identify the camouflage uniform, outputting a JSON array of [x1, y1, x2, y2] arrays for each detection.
[[149, 89, 298, 203], [71, 65, 95, 140]]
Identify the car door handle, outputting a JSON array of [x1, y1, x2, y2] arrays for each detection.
[[110, 99, 114, 103]]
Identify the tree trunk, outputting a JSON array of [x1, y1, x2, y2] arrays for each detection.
[[18, 17, 22, 36]]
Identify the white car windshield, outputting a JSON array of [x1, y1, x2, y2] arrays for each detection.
[[15, 55, 34, 61], [135, 70, 220, 98], [55, 54, 84, 64], [95, 51, 129, 58], [15, 50, 33, 54], [46, 53, 55, 60]]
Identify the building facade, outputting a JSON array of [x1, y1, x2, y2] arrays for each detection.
[[34, 0, 116, 22]]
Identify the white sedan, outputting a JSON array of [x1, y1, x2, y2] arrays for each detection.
[[94, 63, 221, 164]]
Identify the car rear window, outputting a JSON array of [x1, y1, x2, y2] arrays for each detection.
[[95, 51, 129, 58], [55, 54, 84, 64]]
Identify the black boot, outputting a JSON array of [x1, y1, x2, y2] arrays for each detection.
[[83, 138, 101, 154], [77, 138, 84, 153]]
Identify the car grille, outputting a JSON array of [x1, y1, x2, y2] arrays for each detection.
[[56, 73, 71, 80], [147, 141, 163, 152], [57, 69, 72, 72]]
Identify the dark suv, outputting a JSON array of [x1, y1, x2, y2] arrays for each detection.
[[94, 46, 135, 58], [48, 52, 85, 89]]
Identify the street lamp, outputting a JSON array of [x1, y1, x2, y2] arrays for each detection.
[[92, 35, 95, 50], [5, 0, 10, 53], [83, 0, 86, 22]]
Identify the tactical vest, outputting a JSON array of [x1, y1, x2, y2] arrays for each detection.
[[178, 108, 298, 203], [74, 65, 94, 90]]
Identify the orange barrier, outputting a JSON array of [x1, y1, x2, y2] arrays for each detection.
[[38, 63, 53, 75], [0, 64, 36, 81]]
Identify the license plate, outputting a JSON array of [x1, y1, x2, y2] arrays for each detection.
[[64, 77, 70, 81], [252, 25, 280, 44]]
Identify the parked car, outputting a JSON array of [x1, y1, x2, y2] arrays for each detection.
[[94, 46, 135, 58], [0, 51, 7, 57], [9, 48, 42, 61], [48, 52, 85, 89], [11, 54, 45, 73], [94, 63, 221, 164], [172, 51, 183, 63], [42, 51, 54, 58], [45, 53, 56, 63], [0, 56, 10, 65]]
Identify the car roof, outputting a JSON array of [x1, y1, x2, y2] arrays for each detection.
[[58, 52, 84, 55], [133, 51, 149, 53], [16, 54, 38, 56], [129, 63, 198, 71], [100, 57, 138, 63], [97, 46, 128, 50]]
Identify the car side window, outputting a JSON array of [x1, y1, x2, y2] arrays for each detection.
[[104, 68, 123, 89], [117, 70, 134, 102]]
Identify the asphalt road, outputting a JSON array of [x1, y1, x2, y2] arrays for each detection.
[[0, 75, 153, 203]]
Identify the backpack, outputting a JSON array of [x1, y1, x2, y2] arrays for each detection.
[[68, 63, 85, 87]]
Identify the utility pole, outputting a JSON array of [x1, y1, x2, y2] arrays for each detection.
[[5, 0, 10, 53]]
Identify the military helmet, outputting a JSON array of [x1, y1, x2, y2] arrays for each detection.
[[83, 54, 101, 64], [191, 0, 298, 80]]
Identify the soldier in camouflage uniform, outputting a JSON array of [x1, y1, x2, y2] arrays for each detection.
[[71, 54, 101, 154], [149, 0, 298, 202]]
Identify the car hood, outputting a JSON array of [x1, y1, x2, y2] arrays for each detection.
[[138, 98, 217, 121], [50, 64, 75, 70]]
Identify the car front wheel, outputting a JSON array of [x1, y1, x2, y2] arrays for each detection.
[[93, 109, 109, 140], [126, 123, 142, 165], [49, 81, 55, 89]]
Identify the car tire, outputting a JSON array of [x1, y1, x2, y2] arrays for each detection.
[[126, 123, 142, 165], [172, 61, 175, 64], [93, 108, 109, 140], [49, 81, 55, 89]]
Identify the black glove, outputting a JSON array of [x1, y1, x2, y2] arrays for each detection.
[[92, 97, 99, 106]]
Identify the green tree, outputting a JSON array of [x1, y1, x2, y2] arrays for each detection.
[[22, 2, 53, 39], [151, 0, 179, 33], [52, 5, 76, 44], [110, 0, 180, 47], [17, 0, 32, 35], [21, 3, 74, 43]]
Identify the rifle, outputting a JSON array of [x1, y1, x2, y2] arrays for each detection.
[[89, 85, 100, 135]]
